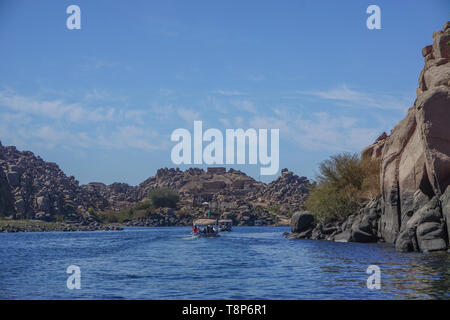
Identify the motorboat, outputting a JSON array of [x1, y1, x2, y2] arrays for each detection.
[[191, 218, 219, 238], [218, 219, 233, 232]]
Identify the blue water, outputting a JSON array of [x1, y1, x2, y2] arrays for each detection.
[[0, 226, 449, 299]]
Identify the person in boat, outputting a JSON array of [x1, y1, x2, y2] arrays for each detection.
[[193, 225, 198, 233]]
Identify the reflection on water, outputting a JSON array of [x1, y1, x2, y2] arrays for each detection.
[[379, 252, 450, 299], [0, 226, 448, 299]]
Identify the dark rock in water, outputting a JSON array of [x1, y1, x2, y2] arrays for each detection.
[[333, 230, 352, 242], [286, 227, 314, 240], [290, 212, 314, 233], [395, 229, 415, 252], [285, 199, 381, 243], [348, 198, 381, 242], [441, 186, 450, 243], [352, 229, 378, 243]]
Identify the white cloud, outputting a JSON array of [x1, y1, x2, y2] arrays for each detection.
[[97, 126, 165, 151], [218, 118, 231, 127], [0, 89, 164, 153], [231, 99, 257, 113], [177, 108, 200, 123]]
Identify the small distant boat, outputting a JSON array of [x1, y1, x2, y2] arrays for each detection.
[[218, 219, 233, 232], [192, 219, 219, 238], [254, 220, 263, 226]]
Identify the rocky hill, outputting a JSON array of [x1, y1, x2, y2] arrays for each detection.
[[286, 22, 450, 253], [0, 142, 310, 227]]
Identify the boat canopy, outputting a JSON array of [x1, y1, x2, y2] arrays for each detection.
[[218, 219, 233, 223], [193, 219, 217, 226]]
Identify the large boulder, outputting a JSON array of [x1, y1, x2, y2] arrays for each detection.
[[395, 196, 447, 252], [290, 211, 314, 233], [416, 222, 447, 252], [349, 198, 380, 243]]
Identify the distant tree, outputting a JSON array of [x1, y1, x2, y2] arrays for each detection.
[[149, 188, 179, 208]]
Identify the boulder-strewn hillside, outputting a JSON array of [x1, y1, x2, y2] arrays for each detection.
[[286, 22, 450, 253], [0, 141, 310, 226], [0, 143, 91, 221], [117, 167, 310, 226]]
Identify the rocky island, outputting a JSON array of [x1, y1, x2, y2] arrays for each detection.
[[0, 138, 310, 231]]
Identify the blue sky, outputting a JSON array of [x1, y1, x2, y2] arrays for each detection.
[[0, 0, 448, 185]]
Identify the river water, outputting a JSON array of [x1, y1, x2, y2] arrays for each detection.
[[0, 226, 449, 299]]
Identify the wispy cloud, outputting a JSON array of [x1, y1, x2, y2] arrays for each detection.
[[296, 84, 410, 111], [0, 90, 146, 123], [150, 103, 174, 120], [159, 88, 175, 96], [249, 110, 381, 151], [214, 90, 247, 96], [248, 74, 265, 82], [0, 89, 165, 152], [97, 126, 165, 151]]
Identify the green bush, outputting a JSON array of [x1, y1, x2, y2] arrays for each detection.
[[149, 188, 179, 208], [306, 152, 380, 223], [135, 200, 152, 210], [268, 204, 281, 215]]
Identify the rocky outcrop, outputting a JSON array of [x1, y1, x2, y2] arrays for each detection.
[[135, 167, 309, 226], [379, 22, 450, 251], [285, 198, 381, 243], [286, 22, 450, 253], [0, 142, 141, 223], [361, 132, 388, 161], [256, 169, 309, 213], [0, 155, 15, 218], [357, 22, 450, 252]]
